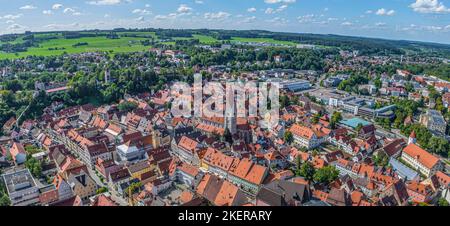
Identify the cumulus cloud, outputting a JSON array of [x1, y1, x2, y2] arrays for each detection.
[[265, 4, 288, 14], [7, 23, 26, 30], [42, 10, 53, 15], [52, 4, 63, 10], [1, 14, 23, 20], [204, 11, 231, 20], [410, 0, 450, 13], [375, 8, 395, 16], [177, 4, 193, 13], [247, 7, 257, 13], [20, 5, 37, 10], [132, 9, 151, 15], [264, 0, 296, 4], [341, 21, 353, 26], [87, 0, 128, 6]]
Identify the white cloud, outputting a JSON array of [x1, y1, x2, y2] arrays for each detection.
[[20, 5, 37, 10], [265, 4, 288, 14], [87, 0, 123, 6], [264, 0, 296, 4], [266, 17, 289, 24], [177, 4, 192, 13], [1, 14, 23, 20], [132, 9, 151, 15], [63, 8, 75, 14], [341, 21, 353, 26], [410, 0, 450, 14], [194, 0, 204, 4], [247, 7, 257, 13], [43, 10, 53, 15], [375, 8, 395, 16], [52, 4, 63, 10], [204, 11, 231, 20], [7, 23, 26, 30], [242, 16, 256, 23], [265, 8, 274, 14]]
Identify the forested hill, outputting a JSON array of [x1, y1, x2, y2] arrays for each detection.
[[149, 28, 450, 57], [1, 28, 450, 59]]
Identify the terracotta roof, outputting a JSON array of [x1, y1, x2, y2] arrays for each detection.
[[406, 181, 433, 196], [402, 143, 440, 169], [214, 180, 240, 206], [9, 142, 25, 157], [92, 194, 118, 206], [180, 190, 194, 204], [202, 148, 236, 171], [178, 162, 200, 177], [435, 171, 450, 187], [178, 136, 199, 153], [229, 158, 267, 185]]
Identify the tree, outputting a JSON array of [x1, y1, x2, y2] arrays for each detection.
[[355, 123, 364, 133], [438, 198, 449, 206], [0, 194, 10, 206], [373, 151, 389, 167], [284, 131, 293, 144], [330, 111, 342, 129], [117, 101, 138, 112], [428, 137, 449, 157], [25, 155, 42, 178], [96, 187, 108, 194], [311, 113, 320, 124], [313, 166, 339, 185], [298, 162, 315, 182]]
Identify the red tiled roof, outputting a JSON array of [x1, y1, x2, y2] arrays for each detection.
[[403, 144, 440, 169]]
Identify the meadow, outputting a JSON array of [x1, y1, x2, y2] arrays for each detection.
[[0, 31, 296, 60]]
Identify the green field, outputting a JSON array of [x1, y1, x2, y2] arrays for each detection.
[[0, 36, 151, 59], [0, 31, 300, 59]]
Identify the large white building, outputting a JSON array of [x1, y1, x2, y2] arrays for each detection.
[[400, 143, 442, 178], [289, 124, 330, 149]]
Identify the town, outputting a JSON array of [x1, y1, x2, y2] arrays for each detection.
[[0, 28, 449, 207]]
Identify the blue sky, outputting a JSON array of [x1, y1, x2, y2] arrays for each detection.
[[0, 0, 449, 44]]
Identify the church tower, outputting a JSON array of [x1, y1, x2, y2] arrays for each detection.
[[408, 130, 416, 145], [225, 87, 237, 134]]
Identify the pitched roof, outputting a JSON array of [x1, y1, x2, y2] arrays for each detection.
[[202, 148, 236, 171], [214, 180, 242, 206], [178, 136, 199, 153], [229, 158, 267, 185], [91, 194, 118, 206], [402, 143, 440, 169]]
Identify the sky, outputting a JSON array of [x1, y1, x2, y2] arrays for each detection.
[[0, 0, 449, 44]]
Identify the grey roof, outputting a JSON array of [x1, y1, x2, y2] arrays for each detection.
[[389, 158, 419, 181], [256, 179, 310, 206]]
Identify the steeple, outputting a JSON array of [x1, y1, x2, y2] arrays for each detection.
[[225, 87, 237, 134], [408, 130, 416, 145]]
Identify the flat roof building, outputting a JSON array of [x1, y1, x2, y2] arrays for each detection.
[[2, 169, 40, 206]]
